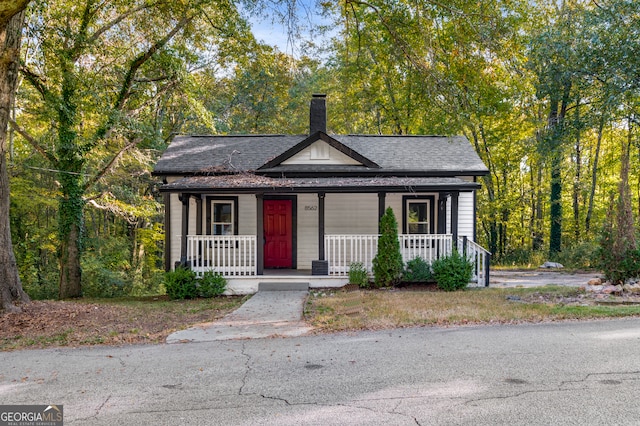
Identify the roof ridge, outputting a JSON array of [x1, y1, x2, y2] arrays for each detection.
[[345, 134, 452, 138], [177, 134, 296, 138], [176, 134, 456, 138]]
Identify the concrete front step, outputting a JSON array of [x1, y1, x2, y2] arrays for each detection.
[[258, 282, 310, 291]]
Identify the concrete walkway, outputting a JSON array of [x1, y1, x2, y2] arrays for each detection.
[[166, 291, 313, 343]]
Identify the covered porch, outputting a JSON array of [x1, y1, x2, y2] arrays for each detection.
[[164, 177, 491, 294]]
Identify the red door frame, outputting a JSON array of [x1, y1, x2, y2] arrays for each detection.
[[263, 197, 296, 269]]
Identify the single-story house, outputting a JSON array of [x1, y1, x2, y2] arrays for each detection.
[[153, 95, 490, 293]]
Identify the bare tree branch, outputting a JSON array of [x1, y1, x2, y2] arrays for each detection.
[[113, 14, 193, 112], [86, 197, 138, 224], [84, 3, 154, 49], [9, 119, 58, 164], [83, 138, 138, 191], [127, 79, 179, 118], [19, 64, 50, 99], [92, 13, 195, 143]]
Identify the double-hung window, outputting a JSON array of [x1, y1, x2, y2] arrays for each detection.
[[403, 196, 434, 248], [212, 201, 233, 235], [407, 201, 430, 235], [206, 197, 238, 236]]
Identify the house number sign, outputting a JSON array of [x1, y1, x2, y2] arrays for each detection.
[[304, 205, 318, 211]]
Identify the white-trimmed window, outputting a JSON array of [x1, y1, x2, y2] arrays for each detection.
[[211, 201, 233, 235], [407, 201, 430, 234]]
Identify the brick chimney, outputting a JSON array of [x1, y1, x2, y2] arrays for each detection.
[[309, 94, 326, 134]]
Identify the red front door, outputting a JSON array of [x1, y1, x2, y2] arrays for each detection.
[[263, 199, 293, 268]]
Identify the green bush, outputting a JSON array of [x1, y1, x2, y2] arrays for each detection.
[[432, 250, 474, 291], [164, 267, 198, 300], [81, 236, 132, 298], [372, 207, 403, 288], [198, 271, 227, 298], [82, 264, 132, 298], [598, 246, 640, 284], [555, 241, 599, 270], [349, 262, 370, 288], [598, 202, 640, 283], [403, 257, 432, 282]]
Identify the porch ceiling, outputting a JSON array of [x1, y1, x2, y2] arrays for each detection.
[[160, 174, 481, 193]]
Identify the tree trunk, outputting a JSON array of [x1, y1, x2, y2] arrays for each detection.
[[0, 10, 29, 312], [57, 53, 84, 299], [547, 97, 562, 257], [585, 114, 604, 234], [468, 125, 498, 256], [548, 82, 571, 258], [612, 117, 636, 256], [59, 220, 82, 298], [572, 100, 581, 240], [532, 159, 544, 252]]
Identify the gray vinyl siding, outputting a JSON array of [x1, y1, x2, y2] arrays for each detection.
[[385, 193, 405, 234], [324, 193, 379, 234], [237, 194, 256, 235]]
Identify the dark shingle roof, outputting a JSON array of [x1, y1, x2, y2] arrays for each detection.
[[161, 175, 481, 193], [153, 133, 488, 176]]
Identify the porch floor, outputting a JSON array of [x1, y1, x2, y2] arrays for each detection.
[[262, 269, 314, 276], [226, 270, 348, 295]]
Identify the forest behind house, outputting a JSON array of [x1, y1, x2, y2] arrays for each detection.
[[5, 0, 640, 300]]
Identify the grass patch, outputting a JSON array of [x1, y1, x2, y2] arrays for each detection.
[[0, 295, 247, 351], [305, 286, 640, 332]]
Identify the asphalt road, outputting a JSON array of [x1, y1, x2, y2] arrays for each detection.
[[3, 318, 640, 425]]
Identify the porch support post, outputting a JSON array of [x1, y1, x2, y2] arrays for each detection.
[[318, 192, 325, 260], [451, 191, 459, 242], [164, 193, 171, 271], [256, 193, 264, 275], [179, 193, 189, 266], [473, 179, 478, 241], [437, 192, 447, 234], [378, 192, 386, 226], [484, 252, 491, 287]]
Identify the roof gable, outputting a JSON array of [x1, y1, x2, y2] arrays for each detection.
[[258, 132, 379, 170]]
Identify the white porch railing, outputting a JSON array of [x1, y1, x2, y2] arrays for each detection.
[[325, 234, 490, 286], [458, 237, 490, 287], [325, 234, 454, 276], [399, 234, 455, 264], [325, 234, 380, 275], [185, 234, 490, 286], [187, 235, 256, 276]]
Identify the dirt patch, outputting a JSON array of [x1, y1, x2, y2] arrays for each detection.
[[490, 269, 601, 288], [0, 297, 244, 351], [516, 291, 640, 306]]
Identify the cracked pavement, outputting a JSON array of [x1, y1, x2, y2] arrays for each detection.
[[3, 318, 640, 425]]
